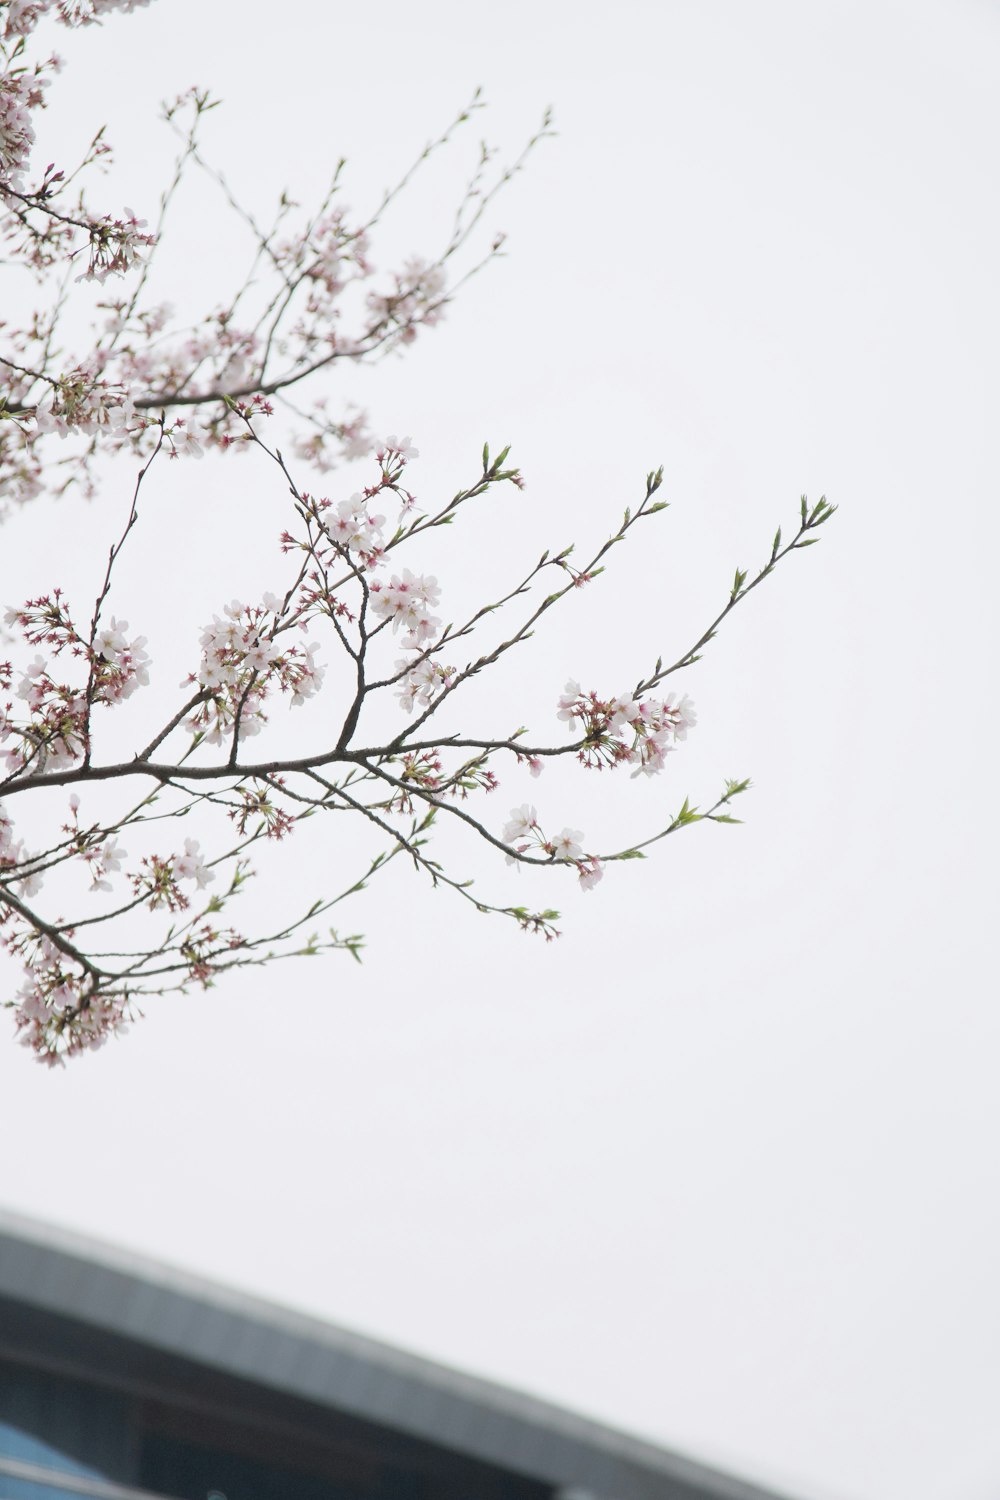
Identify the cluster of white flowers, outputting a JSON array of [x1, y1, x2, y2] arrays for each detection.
[[91, 615, 150, 703], [0, 456, 43, 517], [13, 950, 130, 1067], [174, 837, 213, 889], [195, 606, 272, 693], [369, 568, 441, 645], [6, 0, 151, 32], [186, 599, 324, 745], [376, 433, 420, 463], [8, 655, 84, 771], [291, 406, 374, 473], [322, 491, 385, 566], [502, 803, 604, 891], [31, 377, 138, 440], [77, 208, 155, 283], [556, 679, 697, 776], [14, 652, 54, 712], [0, 807, 42, 896], [502, 804, 538, 845], [2, 0, 49, 35], [1, 603, 149, 777], [69, 0, 153, 23], [89, 838, 124, 891], [163, 416, 207, 459], [293, 206, 372, 299], [394, 653, 455, 713], [0, 61, 47, 191], [367, 257, 446, 344]]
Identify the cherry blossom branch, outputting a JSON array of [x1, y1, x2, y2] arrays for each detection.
[[634, 496, 838, 694], [0, 437, 831, 1063], [1, 0, 836, 1062], [303, 771, 560, 938], [81, 424, 164, 761], [3, 22, 550, 505]]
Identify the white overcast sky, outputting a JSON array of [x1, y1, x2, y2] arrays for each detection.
[[2, 3, 999, 1499]]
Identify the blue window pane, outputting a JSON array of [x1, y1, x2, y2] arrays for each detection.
[[0, 1365, 133, 1490], [0, 1476, 93, 1500], [0, 1422, 105, 1500]]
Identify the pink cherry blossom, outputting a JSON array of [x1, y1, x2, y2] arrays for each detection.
[[577, 858, 604, 891], [174, 838, 214, 888], [502, 804, 538, 844], [549, 828, 584, 861], [379, 434, 420, 462], [556, 679, 582, 724]]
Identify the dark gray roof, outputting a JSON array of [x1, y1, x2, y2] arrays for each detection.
[[0, 1210, 797, 1500]]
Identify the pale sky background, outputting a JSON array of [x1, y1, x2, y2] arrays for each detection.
[[2, 3, 999, 1499]]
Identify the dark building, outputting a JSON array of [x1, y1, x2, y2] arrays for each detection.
[[0, 1212, 792, 1500]]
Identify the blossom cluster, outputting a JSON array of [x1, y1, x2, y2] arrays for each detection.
[[2, 593, 149, 774], [0, 0, 825, 1069], [229, 779, 296, 840], [3, 0, 151, 38], [2, 41, 459, 490], [0, 0, 519, 513], [502, 803, 604, 891], [178, 916, 244, 988], [0, 806, 41, 895], [556, 679, 697, 775], [76, 206, 154, 283], [376, 433, 420, 464], [367, 257, 447, 345], [369, 569, 441, 644], [13, 954, 130, 1066], [174, 838, 213, 887], [5, 246, 443, 493], [290, 404, 373, 473], [394, 653, 455, 713], [321, 488, 386, 568], [0, 433, 43, 513], [284, 447, 456, 713], [387, 747, 498, 814], [2, 14, 153, 292], [285, 443, 421, 595], [0, 51, 52, 192], [183, 599, 324, 745], [276, 204, 373, 304], [4, 789, 237, 1063], [5, 654, 85, 771], [126, 840, 215, 916], [30, 374, 139, 439], [90, 615, 150, 702], [1, 813, 133, 1065]]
